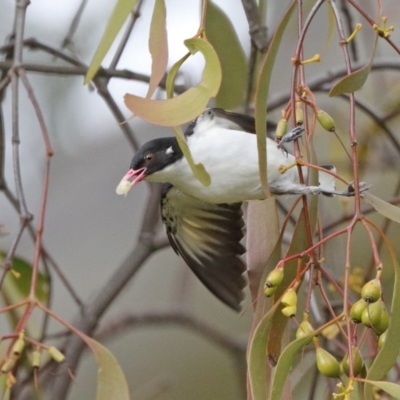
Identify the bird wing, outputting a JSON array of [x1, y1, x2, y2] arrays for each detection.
[[161, 184, 247, 311]]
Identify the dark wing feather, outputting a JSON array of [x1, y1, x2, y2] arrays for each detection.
[[161, 184, 247, 311]]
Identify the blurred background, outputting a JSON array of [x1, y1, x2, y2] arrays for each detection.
[[1, 0, 400, 399]]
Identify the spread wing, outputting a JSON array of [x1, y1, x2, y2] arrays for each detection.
[[161, 184, 247, 311]]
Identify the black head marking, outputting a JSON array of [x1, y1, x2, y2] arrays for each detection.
[[130, 137, 183, 177]]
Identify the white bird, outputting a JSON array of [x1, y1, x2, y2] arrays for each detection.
[[116, 108, 366, 311]]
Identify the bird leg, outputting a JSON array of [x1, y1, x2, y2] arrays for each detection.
[[277, 126, 305, 149]]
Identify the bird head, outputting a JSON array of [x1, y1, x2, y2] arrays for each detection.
[[116, 137, 182, 195]]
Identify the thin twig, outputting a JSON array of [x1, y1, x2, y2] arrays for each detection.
[[240, 0, 268, 51]]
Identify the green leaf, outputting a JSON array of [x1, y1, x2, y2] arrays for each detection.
[[146, 0, 168, 99], [248, 301, 281, 399], [362, 192, 400, 223], [246, 198, 280, 305], [85, 0, 139, 84], [363, 380, 400, 399], [1, 252, 50, 302], [80, 335, 130, 400], [165, 52, 211, 186], [364, 255, 400, 398], [255, 0, 296, 198], [165, 52, 190, 98], [329, 33, 378, 96], [172, 126, 211, 186], [124, 37, 222, 126], [270, 335, 315, 400], [204, 1, 247, 109]]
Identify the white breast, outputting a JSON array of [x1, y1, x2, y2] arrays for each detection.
[[150, 125, 300, 204]]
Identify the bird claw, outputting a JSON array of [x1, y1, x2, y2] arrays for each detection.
[[339, 181, 371, 196], [278, 126, 305, 149]]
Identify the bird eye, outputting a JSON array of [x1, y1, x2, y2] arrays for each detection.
[[145, 154, 154, 162]]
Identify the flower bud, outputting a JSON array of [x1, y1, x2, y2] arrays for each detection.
[[275, 118, 288, 139], [48, 346, 65, 363], [1, 358, 16, 374], [12, 333, 25, 356], [350, 299, 368, 323], [296, 319, 314, 340], [264, 268, 284, 288], [341, 346, 364, 377], [361, 279, 381, 303], [32, 350, 41, 369], [281, 306, 296, 318], [295, 102, 304, 125], [263, 286, 277, 297], [316, 109, 335, 132], [281, 288, 297, 307], [316, 348, 341, 378]]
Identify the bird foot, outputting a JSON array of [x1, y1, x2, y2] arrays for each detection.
[[338, 181, 371, 197], [278, 126, 305, 149]]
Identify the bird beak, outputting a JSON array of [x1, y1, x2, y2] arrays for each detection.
[[116, 168, 147, 195]]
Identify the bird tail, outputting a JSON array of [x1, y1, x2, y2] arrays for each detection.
[[318, 165, 337, 197]]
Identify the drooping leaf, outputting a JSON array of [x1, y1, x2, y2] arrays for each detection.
[[165, 52, 211, 186], [172, 126, 211, 186], [246, 198, 280, 306], [204, 1, 247, 109], [362, 192, 400, 223], [79, 334, 130, 400], [124, 38, 222, 126], [329, 32, 378, 96], [1, 252, 50, 302], [255, 0, 296, 198], [165, 52, 190, 98], [85, 0, 139, 84], [146, 0, 168, 99], [248, 300, 281, 399], [363, 380, 400, 399], [270, 335, 315, 400]]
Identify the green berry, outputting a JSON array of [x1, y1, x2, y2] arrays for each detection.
[[361, 279, 381, 303], [316, 348, 341, 378], [350, 299, 368, 323], [341, 346, 364, 377]]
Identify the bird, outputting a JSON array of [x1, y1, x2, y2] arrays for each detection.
[[116, 108, 366, 311]]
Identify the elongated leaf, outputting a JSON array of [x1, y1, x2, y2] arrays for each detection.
[[364, 255, 400, 398], [85, 0, 138, 84], [205, 1, 247, 109], [270, 335, 315, 400], [165, 52, 190, 98], [165, 52, 211, 186], [248, 301, 281, 399], [255, 0, 296, 198], [362, 192, 400, 223], [80, 335, 130, 400], [247, 231, 283, 400], [124, 38, 222, 126], [172, 126, 211, 186], [329, 33, 378, 96], [146, 0, 168, 98], [246, 198, 280, 305], [363, 380, 400, 399]]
